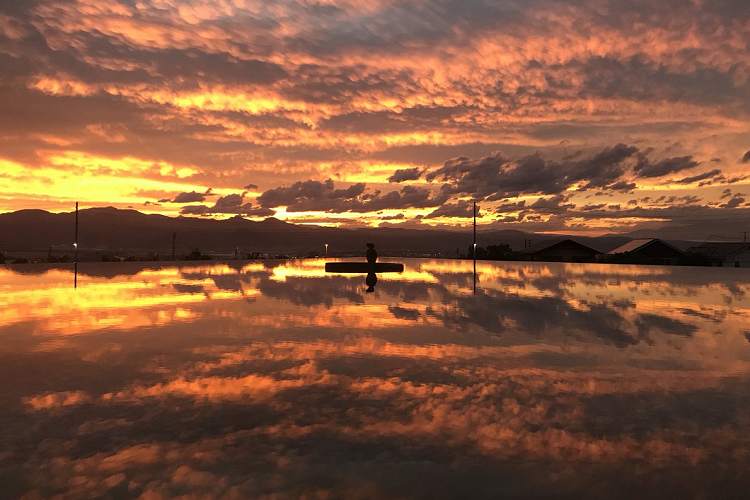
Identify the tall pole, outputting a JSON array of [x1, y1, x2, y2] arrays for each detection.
[[74, 202, 79, 264], [74, 202, 79, 289], [473, 201, 477, 251], [172, 232, 176, 260]]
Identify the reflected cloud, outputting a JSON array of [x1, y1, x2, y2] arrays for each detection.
[[2, 259, 750, 497]]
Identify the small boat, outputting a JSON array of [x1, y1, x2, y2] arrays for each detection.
[[324, 262, 404, 273]]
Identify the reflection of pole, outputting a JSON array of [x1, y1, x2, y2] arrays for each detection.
[[74, 262, 78, 289], [172, 232, 176, 260], [74, 202, 79, 264], [325, 243, 328, 256], [473, 201, 477, 295], [473, 258, 476, 295]]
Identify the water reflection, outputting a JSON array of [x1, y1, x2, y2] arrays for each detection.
[[365, 272, 377, 293], [1, 259, 750, 497]]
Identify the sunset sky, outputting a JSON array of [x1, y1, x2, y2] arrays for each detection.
[[1, 0, 749, 235]]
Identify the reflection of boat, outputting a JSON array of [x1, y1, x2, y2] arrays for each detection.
[[325, 262, 404, 273]]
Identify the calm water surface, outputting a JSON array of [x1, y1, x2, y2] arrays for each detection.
[[1, 259, 750, 498]]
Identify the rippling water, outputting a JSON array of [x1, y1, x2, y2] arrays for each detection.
[[1, 259, 750, 498]]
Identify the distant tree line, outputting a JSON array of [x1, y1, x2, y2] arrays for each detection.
[[466, 244, 515, 260]]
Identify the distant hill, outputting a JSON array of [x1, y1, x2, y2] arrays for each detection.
[[624, 222, 749, 243], [1, 207, 631, 257]]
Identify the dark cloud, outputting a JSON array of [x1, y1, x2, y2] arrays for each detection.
[[721, 194, 746, 209], [674, 169, 722, 184], [258, 179, 365, 210], [528, 194, 575, 214], [145, 49, 287, 86], [279, 64, 410, 105], [580, 203, 608, 211], [180, 205, 211, 215], [635, 313, 697, 338], [423, 145, 708, 203], [370, 143, 536, 166], [425, 200, 475, 218], [495, 200, 526, 214], [567, 56, 750, 109], [387, 167, 422, 183], [181, 193, 274, 217], [258, 179, 449, 213], [607, 180, 637, 192], [168, 191, 207, 203], [360, 185, 450, 212], [319, 105, 471, 134], [0, 85, 152, 139], [741, 151, 750, 163], [379, 214, 405, 220], [425, 144, 639, 199], [635, 156, 700, 178], [213, 194, 245, 212], [3, 19, 288, 88]]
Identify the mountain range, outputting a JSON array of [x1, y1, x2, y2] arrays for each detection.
[[0, 207, 717, 257]]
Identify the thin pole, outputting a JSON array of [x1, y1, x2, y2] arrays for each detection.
[[473, 201, 477, 294], [74, 202, 79, 264], [473, 201, 477, 249], [73, 202, 79, 289], [172, 232, 176, 260]]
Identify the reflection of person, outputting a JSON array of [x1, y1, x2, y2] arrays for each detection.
[[365, 244, 378, 292], [366, 243, 378, 264]]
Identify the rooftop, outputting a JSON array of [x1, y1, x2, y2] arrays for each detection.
[[608, 239, 657, 255], [531, 238, 601, 255]]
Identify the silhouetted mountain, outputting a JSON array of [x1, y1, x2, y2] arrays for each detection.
[[0, 207, 635, 256], [624, 219, 750, 243]]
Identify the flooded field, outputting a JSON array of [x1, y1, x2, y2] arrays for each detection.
[[1, 259, 750, 498]]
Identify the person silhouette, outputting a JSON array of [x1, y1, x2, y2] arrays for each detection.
[[366, 243, 377, 264], [365, 244, 378, 292]]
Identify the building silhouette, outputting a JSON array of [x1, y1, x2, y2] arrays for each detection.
[[687, 242, 750, 267], [607, 238, 683, 265], [527, 239, 602, 262]]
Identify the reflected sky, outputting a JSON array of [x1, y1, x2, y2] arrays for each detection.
[[2, 259, 750, 498]]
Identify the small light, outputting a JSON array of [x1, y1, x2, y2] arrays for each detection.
[[73, 242, 78, 248]]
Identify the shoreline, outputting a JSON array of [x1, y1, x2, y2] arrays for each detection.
[[2, 255, 749, 272]]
